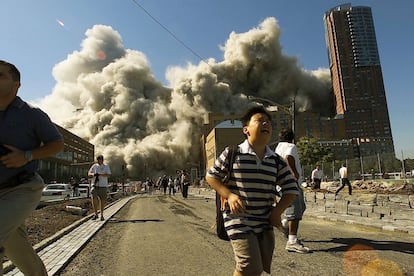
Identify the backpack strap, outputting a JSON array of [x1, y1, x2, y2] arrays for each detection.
[[221, 146, 238, 210]]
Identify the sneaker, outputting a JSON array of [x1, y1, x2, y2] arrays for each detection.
[[285, 240, 310, 254], [100, 216, 105, 221], [92, 214, 98, 220]]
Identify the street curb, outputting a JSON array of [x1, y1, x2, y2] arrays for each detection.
[[2, 197, 124, 273]]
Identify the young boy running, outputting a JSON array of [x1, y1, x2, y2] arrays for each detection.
[[206, 106, 299, 276]]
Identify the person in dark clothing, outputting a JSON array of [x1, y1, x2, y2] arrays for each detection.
[[0, 60, 64, 275], [181, 170, 190, 198], [161, 175, 168, 194], [71, 176, 79, 197], [168, 176, 175, 195], [336, 164, 352, 195]]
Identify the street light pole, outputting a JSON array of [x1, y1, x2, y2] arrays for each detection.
[[377, 153, 382, 176], [401, 150, 406, 179], [290, 97, 295, 135], [247, 95, 295, 132]]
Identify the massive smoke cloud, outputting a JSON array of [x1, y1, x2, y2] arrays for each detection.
[[38, 18, 332, 178]]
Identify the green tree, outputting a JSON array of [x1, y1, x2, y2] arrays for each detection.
[[404, 158, 414, 172], [382, 157, 402, 173], [296, 137, 334, 178]]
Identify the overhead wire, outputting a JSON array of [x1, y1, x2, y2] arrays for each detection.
[[131, 0, 210, 67]]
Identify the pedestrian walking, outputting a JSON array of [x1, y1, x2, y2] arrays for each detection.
[[311, 165, 323, 190], [71, 176, 79, 197], [336, 164, 352, 195], [206, 106, 298, 275], [275, 128, 310, 254], [168, 176, 175, 195], [146, 177, 154, 194], [181, 170, 190, 198], [161, 175, 168, 194], [88, 155, 111, 221], [0, 60, 64, 275], [174, 176, 180, 193]]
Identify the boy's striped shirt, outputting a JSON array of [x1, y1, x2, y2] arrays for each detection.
[[207, 140, 299, 240]]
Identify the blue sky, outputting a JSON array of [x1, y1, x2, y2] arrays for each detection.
[[1, 1, 413, 158]]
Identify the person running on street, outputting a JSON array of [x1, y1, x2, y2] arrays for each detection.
[[207, 106, 299, 275], [336, 163, 352, 195], [275, 128, 310, 254]]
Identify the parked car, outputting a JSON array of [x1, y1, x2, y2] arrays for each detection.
[[41, 183, 72, 201], [78, 183, 91, 198]]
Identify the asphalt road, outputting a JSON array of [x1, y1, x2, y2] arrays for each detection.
[[60, 193, 414, 276]]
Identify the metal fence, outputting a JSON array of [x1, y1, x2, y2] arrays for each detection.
[[302, 152, 407, 181]]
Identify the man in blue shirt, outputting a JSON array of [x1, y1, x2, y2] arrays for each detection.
[[0, 60, 64, 275], [207, 106, 298, 276]]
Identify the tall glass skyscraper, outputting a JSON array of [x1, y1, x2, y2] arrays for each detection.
[[324, 3, 394, 156]]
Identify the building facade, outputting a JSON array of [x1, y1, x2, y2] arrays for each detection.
[[205, 127, 245, 171], [37, 125, 94, 183], [323, 3, 395, 157]]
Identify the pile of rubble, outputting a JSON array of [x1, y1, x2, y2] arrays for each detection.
[[352, 180, 414, 194]]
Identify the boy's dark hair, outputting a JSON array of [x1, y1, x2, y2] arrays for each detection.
[[240, 105, 271, 127], [278, 128, 295, 142], [0, 60, 20, 82]]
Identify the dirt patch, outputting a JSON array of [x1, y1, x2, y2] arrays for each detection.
[[26, 199, 94, 245], [26, 195, 122, 246]]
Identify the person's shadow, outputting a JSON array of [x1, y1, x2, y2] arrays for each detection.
[[108, 218, 163, 223], [307, 237, 414, 254]]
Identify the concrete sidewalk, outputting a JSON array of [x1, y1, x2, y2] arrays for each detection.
[[4, 196, 136, 276]]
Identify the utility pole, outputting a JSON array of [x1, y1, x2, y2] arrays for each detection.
[[290, 96, 296, 135], [121, 164, 126, 193], [401, 150, 406, 179], [377, 153, 382, 177], [247, 95, 295, 132]]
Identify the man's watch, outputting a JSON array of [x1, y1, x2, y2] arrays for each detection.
[[24, 151, 33, 162]]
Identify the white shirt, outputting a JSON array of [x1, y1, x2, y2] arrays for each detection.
[[275, 141, 303, 183], [312, 169, 323, 180], [339, 166, 348, 178], [88, 163, 111, 187]]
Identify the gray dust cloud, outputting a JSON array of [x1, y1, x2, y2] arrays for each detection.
[[38, 18, 332, 178]]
